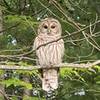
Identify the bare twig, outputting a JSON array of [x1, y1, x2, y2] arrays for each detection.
[[51, 0, 80, 29], [83, 32, 100, 51], [69, 0, 90, 14], [0, 90, 10, 100]]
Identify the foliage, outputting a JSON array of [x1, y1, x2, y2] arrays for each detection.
[[0, 0, 100, 100]]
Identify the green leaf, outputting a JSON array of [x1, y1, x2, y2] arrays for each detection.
[[1, 78, 32, 89], [60, 68, 73, 77]]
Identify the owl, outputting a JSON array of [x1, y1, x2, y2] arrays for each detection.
[[33, 18, 64, 92]]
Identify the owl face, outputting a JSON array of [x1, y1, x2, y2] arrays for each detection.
[[38, 18, 62, 36]]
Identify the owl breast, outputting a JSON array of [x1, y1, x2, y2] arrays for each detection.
[[34, 35, 64, 67]]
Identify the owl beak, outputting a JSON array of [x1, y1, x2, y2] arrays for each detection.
[[47, 29, 51, 35]]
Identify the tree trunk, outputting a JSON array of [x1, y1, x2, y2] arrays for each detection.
[[0, 74, 5, 100], [0, 4, 5, 99], [0, 5, 3, 35], [23, 74, 31, 98]]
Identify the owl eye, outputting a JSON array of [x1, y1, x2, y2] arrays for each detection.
[[51, 25, 56, 29], [43, 25, 48, 29]]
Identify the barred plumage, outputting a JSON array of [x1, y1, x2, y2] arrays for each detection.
[[34, 18, 64, 91]]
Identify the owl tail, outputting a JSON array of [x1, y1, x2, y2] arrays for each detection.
[[42, 68, 58, 92]]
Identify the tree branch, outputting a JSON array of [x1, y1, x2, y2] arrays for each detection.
[[0, 60, 100, 70]]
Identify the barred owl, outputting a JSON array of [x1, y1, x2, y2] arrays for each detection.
[[34, 18, 64, 92]]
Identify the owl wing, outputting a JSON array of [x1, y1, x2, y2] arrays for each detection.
[[33, 37, 39, 50], [59, 39, 64, 58], [33, 37, 42, 66]]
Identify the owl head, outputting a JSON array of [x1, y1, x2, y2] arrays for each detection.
[[38, 18, 62, 37]]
